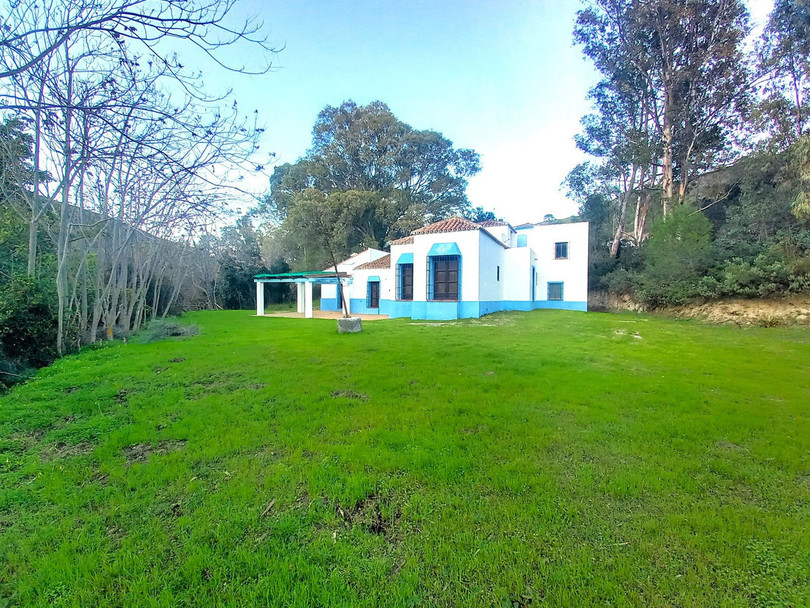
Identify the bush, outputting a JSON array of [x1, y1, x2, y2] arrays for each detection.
[[134, 318, 200, 343], [635, 206, 713, 307], [702, 247, 810, 298], [0, 352, 35, 391], [601, 267, 635, 295], [0, 276, 58, 368]]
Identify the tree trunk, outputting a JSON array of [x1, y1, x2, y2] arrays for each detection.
[[27, 218, 38, 276], [661, 119, 674, 216]]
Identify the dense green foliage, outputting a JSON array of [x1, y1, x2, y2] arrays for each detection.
[[216, 217, 291, 310], [1, 310, 808, 606], [261, 100, 482, 271], [586, 144, 810, 307], [572, 0, 810, 307], [0, 166, 58, 384]]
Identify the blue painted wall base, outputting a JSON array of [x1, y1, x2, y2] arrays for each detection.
[[345, 299, 587, 319], [320, 297, 340, 312]]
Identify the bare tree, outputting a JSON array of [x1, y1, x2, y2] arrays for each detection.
[[0, 0, 273, 353], [0, 0, 275, 83]]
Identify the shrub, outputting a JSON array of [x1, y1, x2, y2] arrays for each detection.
[[601, 267, 635, 295], [0, 276, 58, 368], [635, 206, 713, 307], [706, 247, 810, 298]]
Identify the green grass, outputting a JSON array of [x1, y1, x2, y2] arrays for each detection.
[[1, 310, 808, 607]]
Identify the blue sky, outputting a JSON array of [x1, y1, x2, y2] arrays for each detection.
[[211, 0, 774, 224]]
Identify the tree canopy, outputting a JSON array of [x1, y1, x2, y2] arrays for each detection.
[[570, 0, 810, 308], [263, 100, 481, 270]]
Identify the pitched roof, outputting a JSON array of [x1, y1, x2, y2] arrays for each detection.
[[354, 253, 391, 270], [389, 235, 414, 245], [412, 216, 481, 235], [477, 219, 508, 227]]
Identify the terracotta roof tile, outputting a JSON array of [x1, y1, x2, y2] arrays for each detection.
[[354, 254, 391, 271], [412, 216, 481, 235], [477, 219, 508, 227], [389, 235, 414, 245]]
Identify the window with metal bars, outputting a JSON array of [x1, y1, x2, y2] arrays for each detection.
[[397, 264, 413, 300], [547, 282, 564, 301], [366, 281, 380, 308], [428, 255, 459, 301]]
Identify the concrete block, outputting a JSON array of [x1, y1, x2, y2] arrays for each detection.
[[337, 317, 362, 333]]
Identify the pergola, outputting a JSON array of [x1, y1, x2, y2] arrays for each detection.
[[254, 271, 349, 318]]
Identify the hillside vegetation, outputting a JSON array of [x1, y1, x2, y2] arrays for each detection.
[[1, 311, 808, 607]]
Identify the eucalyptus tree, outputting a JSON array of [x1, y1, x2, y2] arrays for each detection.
[[575, 0, 751, 214], [570, 72, 661, 255], [757, 0, 810, 147]]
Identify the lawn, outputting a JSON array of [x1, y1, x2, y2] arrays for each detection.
[[0, 310, 808, 607]]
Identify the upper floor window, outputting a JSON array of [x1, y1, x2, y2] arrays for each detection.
[[555, 242, 568, 259], [517, 234, 528, 248]]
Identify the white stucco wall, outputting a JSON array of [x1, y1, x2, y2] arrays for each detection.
[[330, 248, 387, 273], [321, 248, 387, 303], [478, 232, 507, 302], [349, 266, 393, 303], [480, 225, 515, 248], [412, 230, 481, 301], [322, 283, 337, 299], [500, 247, 533, 301], [523, 222, 589, 303]]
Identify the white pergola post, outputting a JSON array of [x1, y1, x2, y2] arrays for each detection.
[[304, 281, 314, 318], [296, 282, 305, 313], [255, 281, 265, 316]]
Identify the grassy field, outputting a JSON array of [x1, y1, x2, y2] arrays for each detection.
[[1, 310, 808, 607]]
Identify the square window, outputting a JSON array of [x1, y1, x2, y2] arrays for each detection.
[[547, 282, 564, 301], [517, 234, 527, 247], [555, 242, 568, 259]]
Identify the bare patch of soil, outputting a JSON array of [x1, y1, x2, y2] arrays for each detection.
[[336, 493, 402, 536], [40, 441, 94, 462], [715, 440, 746, 452], [670, 297, 810, 326], [591, 291, 810, 326], [331, 390, 369, 401], [122, 439, 186, 463]]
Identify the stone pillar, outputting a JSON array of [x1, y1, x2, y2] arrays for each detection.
[[256, 281, 264, 316], [296, 283, 305, 313], [304, 281, 313, 318]]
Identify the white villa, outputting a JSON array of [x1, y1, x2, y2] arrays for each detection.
[[255, 216, 589, 321]]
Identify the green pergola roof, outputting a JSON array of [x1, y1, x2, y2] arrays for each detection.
[[254, 270, 348, 282]]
